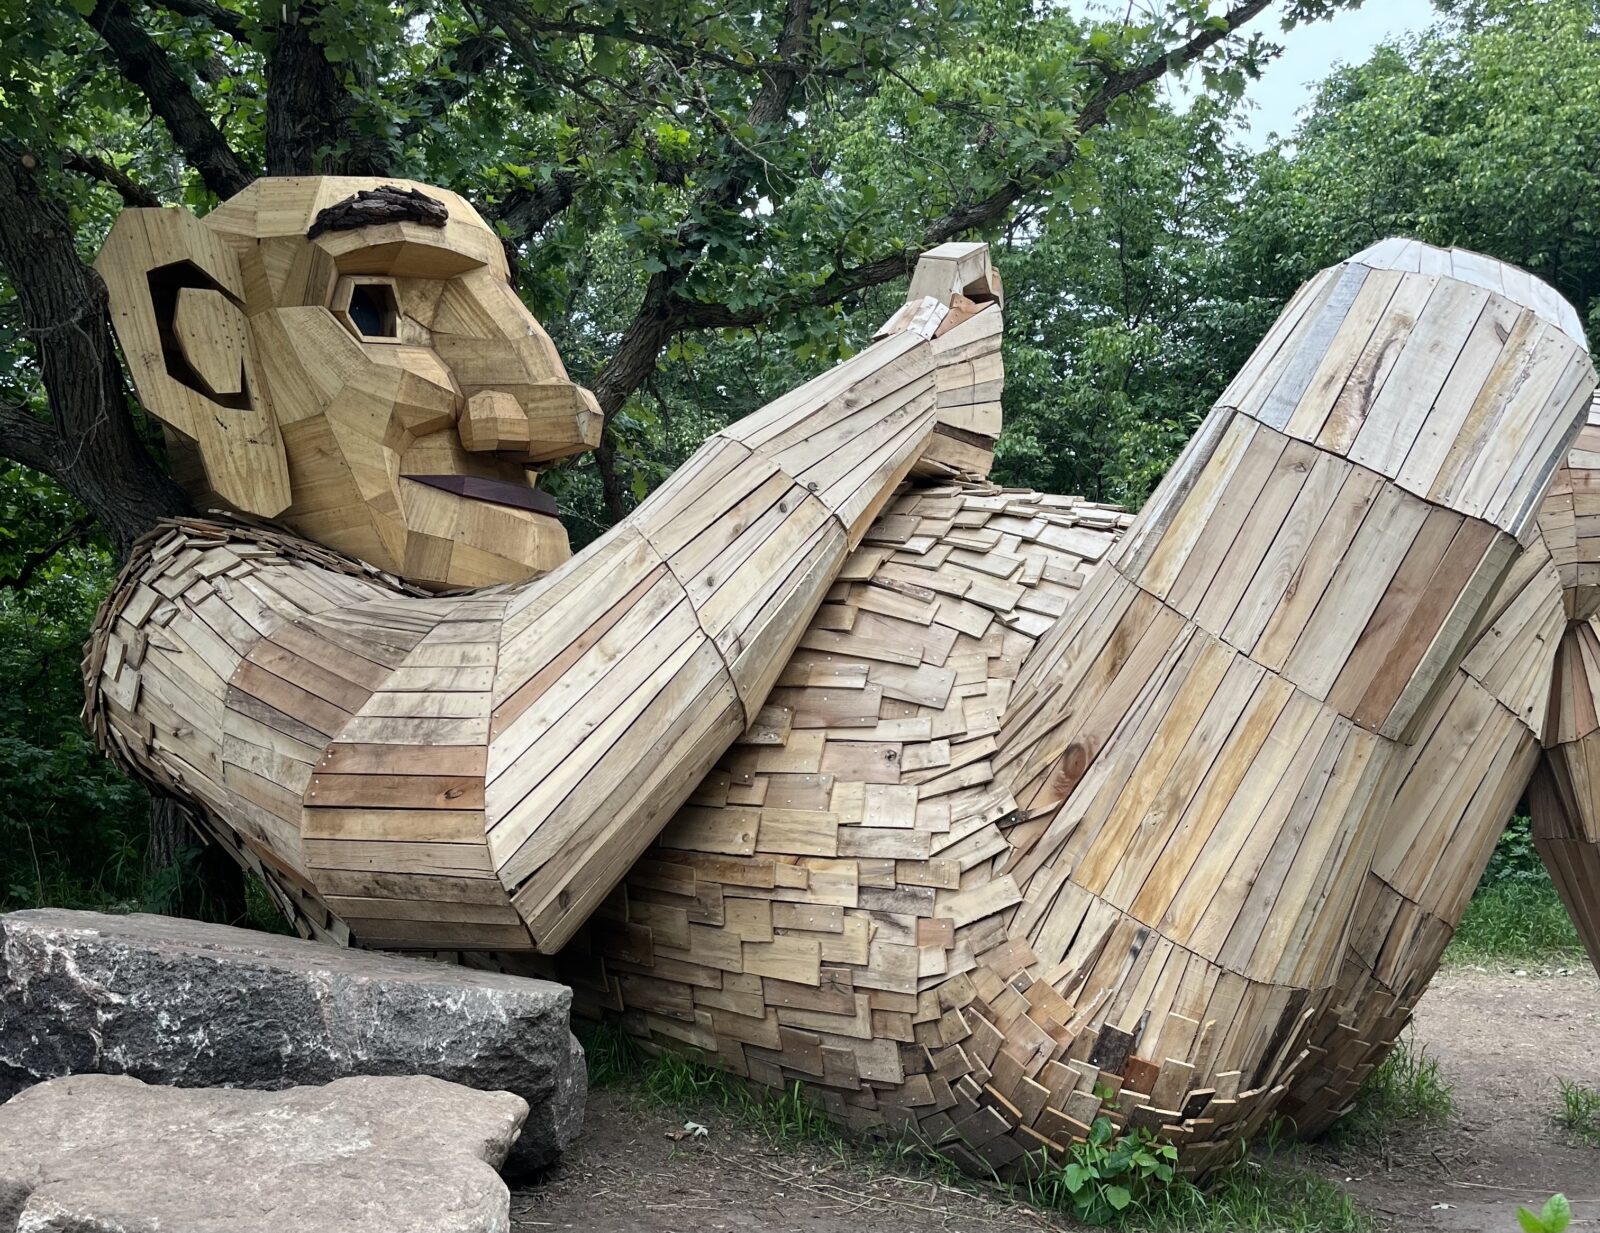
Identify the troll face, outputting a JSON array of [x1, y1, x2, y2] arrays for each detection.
[[98, 177, 602, 589]]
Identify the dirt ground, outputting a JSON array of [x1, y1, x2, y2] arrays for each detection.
[[513, 966, 1600, 1233], [1317, 965, 1600, 1233], [511, 1086, 1045, 1233]]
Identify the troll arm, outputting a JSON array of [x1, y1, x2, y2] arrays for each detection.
[[479, 246, 1005, 951]]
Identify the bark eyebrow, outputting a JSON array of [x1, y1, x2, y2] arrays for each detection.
[[307, 185, 449, 239]]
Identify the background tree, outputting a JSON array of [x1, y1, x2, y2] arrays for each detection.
[[1221, 0, 1600, 334], [0, 0, 1345, 537]]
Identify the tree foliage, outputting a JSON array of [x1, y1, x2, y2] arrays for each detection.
[[1224, 0, 1600, 326], [0, 463, 147, 910]]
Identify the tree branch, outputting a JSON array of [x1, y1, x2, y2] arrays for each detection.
[[682, 0, 1276, 330], [584, 0, 817, 521], [589, 4, 812, 392], [397, 31, 504, 144], [578, 0, 1275, 523], [62, 149, 163, 207], [142, 0, 247, 40], [492, 169, 578, 240], [0, 514, 95, 590], [84, 0, 255, 198], [471, 5, 850, 83], [0, 397, 64, 477]]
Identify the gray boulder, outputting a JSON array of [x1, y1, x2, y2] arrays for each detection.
[[0, 1073, 525, 1233], [0, 910, 583, 1172]]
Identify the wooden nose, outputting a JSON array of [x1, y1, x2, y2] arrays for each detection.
[[458, 389, 532, 454]]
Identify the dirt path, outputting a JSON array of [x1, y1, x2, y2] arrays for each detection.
[[514, 966, 1600, 1232], [511, 1084, 1047, 1233], [1317, 965, 1600, 1233]]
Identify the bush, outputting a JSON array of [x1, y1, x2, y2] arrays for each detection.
[[0, 509, 151, 912]]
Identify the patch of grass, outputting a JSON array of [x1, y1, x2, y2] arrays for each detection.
[[577, 1021, 848, 1150], [577, 1023, 1371, 1231], [1446, 880, 1584, 964], [1555, 1080, 1600, 1148], [1445, 817, 1583, 965], [1127, 1158, 1369, 1233], [642, 1050, 848, 1151], [871, 1127, 973, 1190], [577, 1020, 647, 1089], [1330, 1033, 1453, 1148]]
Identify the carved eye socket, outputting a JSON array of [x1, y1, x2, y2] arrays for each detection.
[[333, 276, 400, 341]]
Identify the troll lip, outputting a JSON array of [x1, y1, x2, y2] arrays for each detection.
[[403, 474, 559, 517]]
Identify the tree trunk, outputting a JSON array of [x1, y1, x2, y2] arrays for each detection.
[[266, 3, 389, 176], [146, 795, 248, 925], [0, 148, 192, 559]]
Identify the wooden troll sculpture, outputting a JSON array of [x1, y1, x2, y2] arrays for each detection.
[[87, 177, 1600, 1175]]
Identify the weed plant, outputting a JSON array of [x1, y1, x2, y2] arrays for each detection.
[[1555, 1081, 1600, 1148]]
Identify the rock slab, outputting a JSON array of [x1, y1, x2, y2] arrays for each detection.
[[0, 910, 583, 1171], [0, 1073, 526, 1233]]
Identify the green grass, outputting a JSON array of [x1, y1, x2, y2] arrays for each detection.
[[578, 1021, 1369, 1231], [1444, 816, 1584, 966], [581, 1018, 649, 1089], [1444, 880, 1584, 965], [1330, 1033, 1454, 1148], [1555, 1080, 1600, 1148], [1126, 1158, 1368, 1233], [581, 1022, 850, 1152]]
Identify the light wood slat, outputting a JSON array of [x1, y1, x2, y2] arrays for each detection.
[[1314, 273, 1441, 455], [1253, 263, 1373, 431], [1280, 268, 1405, 442], [1345, 278, 1491, 476]]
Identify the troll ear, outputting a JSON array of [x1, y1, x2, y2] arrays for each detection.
[[97, 206, 291, 518]]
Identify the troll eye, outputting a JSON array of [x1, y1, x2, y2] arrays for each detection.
[[333, 276, 400, 341]]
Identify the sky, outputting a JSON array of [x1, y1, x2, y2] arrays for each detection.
[[1070, 0, 1439, 149]]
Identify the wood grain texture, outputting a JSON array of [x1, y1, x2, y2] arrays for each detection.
[[85, 234, 1600, 1179], [527, 243, 1594, 1178]]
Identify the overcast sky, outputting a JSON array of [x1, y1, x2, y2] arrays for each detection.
[[1069, 0, 1439, 148]]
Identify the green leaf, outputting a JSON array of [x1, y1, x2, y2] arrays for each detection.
[[1106, 1185, 1133, 1211]]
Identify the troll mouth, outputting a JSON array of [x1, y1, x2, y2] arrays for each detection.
[[403, 474, 559, 517]]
